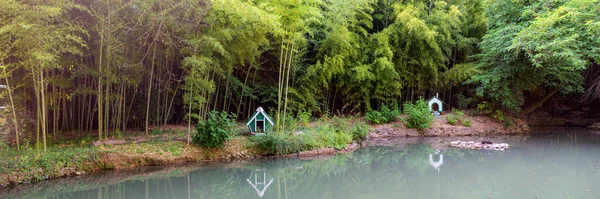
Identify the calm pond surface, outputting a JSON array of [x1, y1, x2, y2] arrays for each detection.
[[3, 128, 600, 199]]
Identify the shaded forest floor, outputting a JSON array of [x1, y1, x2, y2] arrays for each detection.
[[0, 113, 538, 188]]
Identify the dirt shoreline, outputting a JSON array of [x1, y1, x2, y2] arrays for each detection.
[[0, 115, 529, 188]]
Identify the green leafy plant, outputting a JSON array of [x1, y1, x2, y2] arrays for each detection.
[[446, 114, 459, 125], [463, 118, 472, 127], [249, 134, 305, 156], [193, 111, 236, 148], [115, 130, 123, 139], [492, 110, 505, 123], [365, 110, 386, 124], [446, 109, 472, 126], [380, 104, 400, 123], [365, 104, 400, 124], [351, 122, 370, 142], [455, 94, 473, 109], [403, 99, 434, 130], [297, 110, 312, 126], [333, 131, 352, 150]]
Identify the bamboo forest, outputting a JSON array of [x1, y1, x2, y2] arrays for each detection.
[[1, 0, 600, 198]]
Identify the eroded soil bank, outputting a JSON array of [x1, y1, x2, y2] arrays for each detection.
[[370, 115, 529, 139]]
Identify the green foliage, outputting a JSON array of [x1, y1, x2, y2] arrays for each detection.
[[249, 118, 355, 155], [446, 114, 459, 125], [333, 131, 353, 150], [455, 94, 473, 109], [403, 99, 433, 130], [473, 101, 493, 115], [446, 109, 470, 126], [365, 110, 386, 124], [115, 130, 123, 139], [0, 147, 98, 180], [365, 104, 400, 124], [249, 134, 305, 156], [463, 118, 472, 127], [469, 0, 600, 112], [193, 111, 236, 148], [351, 122, 370, 142], [297, 110, 312, 126], [491, 110, 505, 123]]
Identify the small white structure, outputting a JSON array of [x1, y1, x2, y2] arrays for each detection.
[[0, 85, 7, 109], [427, 93, 443, 113], [246, 169, 274, 198], [429, 149, 443, 172]]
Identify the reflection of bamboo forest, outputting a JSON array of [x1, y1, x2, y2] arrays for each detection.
[[5, 131, 600, 199]]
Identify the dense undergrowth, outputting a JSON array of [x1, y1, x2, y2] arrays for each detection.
[[365, 105, 401, 124], [403, 99, 434, 130], [249, 117, 370, 156], [0, 146, 99, 182]]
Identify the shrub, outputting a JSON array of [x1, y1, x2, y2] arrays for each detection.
[[446, 114, 459, 125], [333, 132, 352, 150], [193, 111, 236, 148], [403, 99, 434, 130], [365, 110, 386, 124], [284, 115, 298, 132], [446, 109, 472, 126], [473, 101, 492, 115], [297, 110, 312, 126], [463, 118, 472, 127], [365, 104, 400, 124], [455, 94, 473, 109], [332, 116, 350, 133], [381, 104, 400, 122], [249, 134, 305, 156], [351, 122, 370, 142]]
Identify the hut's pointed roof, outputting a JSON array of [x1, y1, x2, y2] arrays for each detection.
[[245, 107, 275, 126]]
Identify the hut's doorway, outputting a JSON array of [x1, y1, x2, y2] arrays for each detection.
[[257, 120, 265, 132], [432, 103, 439, 112]]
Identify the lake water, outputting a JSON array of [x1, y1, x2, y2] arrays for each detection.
[[2, 128, 600, 199]]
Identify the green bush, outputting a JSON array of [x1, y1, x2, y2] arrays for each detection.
[[463, 118, 472, 127], [380, 104, 400, 122], [351, 122, 370, 142], [249, 134, 305, 156], [365, 110, 386, 124], [193, 111, 236, 148], [446, 109, 472, 126], [297, 110, 312, 126], [332, 116, 350, 133], [249, 121, 356, 155], [365, 104, 400, 124], [446, 114, 459, 125], [403, 99, 434, 130]]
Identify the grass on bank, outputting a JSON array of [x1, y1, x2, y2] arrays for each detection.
[[0, 140, 193, 183]]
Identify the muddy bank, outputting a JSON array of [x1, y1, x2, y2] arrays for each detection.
[[370, 115, 529, 139]]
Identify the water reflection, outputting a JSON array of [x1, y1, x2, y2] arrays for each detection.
[[246, 169, 274, 197], [3, 128, 600, 199], [429, 149, 443, 172]]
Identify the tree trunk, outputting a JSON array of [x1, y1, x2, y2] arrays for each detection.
[[145, 45, 156, 136], [3, 66, 20, 150]]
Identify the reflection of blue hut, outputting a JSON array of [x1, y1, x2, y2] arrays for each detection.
[[246, 169, 274, 198], [429, 150, 443, 172], [245, 107, 275, 134]]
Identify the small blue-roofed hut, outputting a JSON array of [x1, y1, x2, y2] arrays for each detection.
[[246, 107, 275, 134], [428, 94, 443, 113]]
